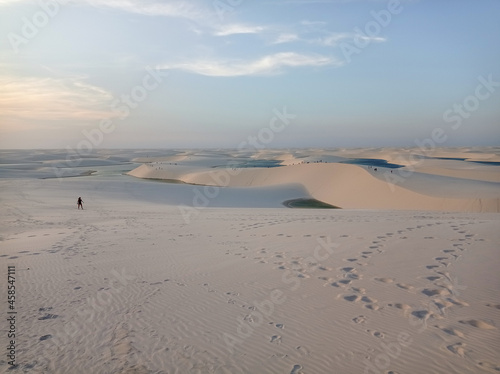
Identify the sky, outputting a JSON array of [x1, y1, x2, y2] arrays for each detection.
[[0, 0, 499, 149]]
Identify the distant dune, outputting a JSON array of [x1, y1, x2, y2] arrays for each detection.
[[128, 148, 500, 213]]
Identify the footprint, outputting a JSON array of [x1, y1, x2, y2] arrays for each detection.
[[38, 314, 58, 320], [412, 310, 433, 320], [318, 276, 333, 281], [425, 276, 441, 281], [389, 303, 411, 312], [341, 267, 356, 273], [486, 304, 500, 310], [433, 300, 453, 313], [439, 327, 465, 338], [290, 364, 303, 374], [447, 342, 466, 357], [459, 320, 496, 330], [295, 346, 310, 356], [332, 279, 351, 287], [367, 329, 384, 338], [347, 273, 362, 280], [344, 295, 361, 302], [375, 277, 393, 283], [477, 361, 500, 372], [270, 335, 282, 344], [361, 296, 377, 303], [352, 287, 366, 294], [39, 335, 52, 341], [396, 283, 414, 291], [422, 288, 449, 297], [352, 315, 366, 324]]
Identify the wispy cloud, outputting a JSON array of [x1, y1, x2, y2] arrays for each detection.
[[159, 52, 341, 77], [213, 23, 266, 36], [0, 75, 117, 121], [319, 32, 386, 46], [83, 0, 205, 20], [271, 30, 386, 46], [0, 0, 207, 19], [272, 33, 300, 44], [275, 0, 342, 3], [0, 0, 25, 5]]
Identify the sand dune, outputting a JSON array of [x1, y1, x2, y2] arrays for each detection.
[[1, 188, 499, 373], [128, 148, 500, 212], [1, 148, 499, 374]]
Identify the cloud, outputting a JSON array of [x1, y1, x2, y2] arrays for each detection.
[[271, 30, 386, 47], [0, 0, 25, 5], [0, 75, 117, 122], [0, 0, 206, 19], [276, 0, 341, 3], [159, 52, 341, 77], [213, 23, 266, 36], [83, 0, 205, 19], [319, 32, 386, 46], [272, 33, 300, 44]]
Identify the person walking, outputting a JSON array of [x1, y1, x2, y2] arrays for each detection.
[[77, 197, 84, 210]]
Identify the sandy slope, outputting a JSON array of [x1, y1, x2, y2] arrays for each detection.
[[1, 148, 499, 374], [129, 161, 500, 212], [0, 175, 499, 374]]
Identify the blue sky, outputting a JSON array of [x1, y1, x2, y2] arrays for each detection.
[[1, 0, 499, 149]]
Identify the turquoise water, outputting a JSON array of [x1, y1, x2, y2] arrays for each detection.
[[469, 161, 500, 166]]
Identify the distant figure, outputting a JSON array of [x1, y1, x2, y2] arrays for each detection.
[[77, 197, 84, 210]]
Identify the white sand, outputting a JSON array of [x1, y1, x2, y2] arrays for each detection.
[[128, 147, 500, 212], [1, 148, 499, 374]]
